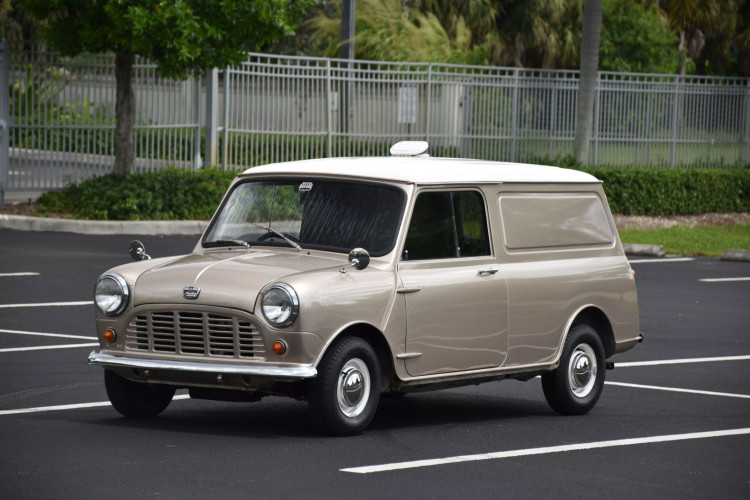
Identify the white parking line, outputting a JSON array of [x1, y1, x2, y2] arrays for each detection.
[[0, 328, 96, 340], [0, 394, 191, 416], [341, 428, 750, 474], [0, 272, 40, 277], [605, 381, 750, 400], [699, 277, 750, 283], [0, 301, 92, 309], [628, 257, 694, 264], [0, 343, 99, 353], [616, 354, 750, 367]]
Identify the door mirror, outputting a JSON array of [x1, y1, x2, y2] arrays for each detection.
[[129, 240, 151, 261], [340, 248, 370, 273]]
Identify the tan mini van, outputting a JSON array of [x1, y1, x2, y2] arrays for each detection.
[[89, 141, 642, 435]]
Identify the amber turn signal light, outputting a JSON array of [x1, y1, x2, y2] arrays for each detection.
[[103, 328, 117, 343], [272, 340, 287, 355]]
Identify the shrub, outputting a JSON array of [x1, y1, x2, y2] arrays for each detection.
[[34, 164, 750, 220], [577, 166, 750, 215], [36, 168, 238, 220]]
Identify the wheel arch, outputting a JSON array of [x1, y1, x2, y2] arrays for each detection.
[[568, 306, 616, 358], [316, 322, 396, 391]]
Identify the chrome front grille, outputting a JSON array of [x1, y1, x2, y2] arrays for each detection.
[[125, 310, 265, 358]]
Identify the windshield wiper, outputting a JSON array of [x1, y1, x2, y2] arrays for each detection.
[[204, 239, 250, 249], [248, 222, 302, 252]]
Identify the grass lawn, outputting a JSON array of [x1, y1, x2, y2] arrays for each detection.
[[619, 225, 750, 257]]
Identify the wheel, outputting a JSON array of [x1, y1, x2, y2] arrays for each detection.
[[542, 324, 605, 415], [104, 370, 175, 418], [308, 337, 381, 436]]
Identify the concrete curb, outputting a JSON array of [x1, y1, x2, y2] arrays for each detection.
[[622, 243, 666, 258], [721, 249, 750, 262], [0, 214, 208, 236]]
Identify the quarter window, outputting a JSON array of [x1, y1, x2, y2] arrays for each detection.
[[403, 191, 490, 260]]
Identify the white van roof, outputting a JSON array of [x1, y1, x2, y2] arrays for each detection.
[[241, 156, 599, 185]]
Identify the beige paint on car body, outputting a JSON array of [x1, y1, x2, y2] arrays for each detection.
[[89, 146, 641, 434]]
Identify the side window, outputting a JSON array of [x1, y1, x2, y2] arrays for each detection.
[[403, 190, 490, 260]]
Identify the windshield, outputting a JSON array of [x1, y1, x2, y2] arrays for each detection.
[[203, 178, 406, 257]]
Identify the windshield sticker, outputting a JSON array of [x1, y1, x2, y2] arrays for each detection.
[[299, 182, 313, 192]]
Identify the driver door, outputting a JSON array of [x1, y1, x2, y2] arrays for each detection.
[[397, 190, 508, 377]]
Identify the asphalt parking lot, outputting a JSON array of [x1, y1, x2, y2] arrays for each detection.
[[1, 230, 749, 499]]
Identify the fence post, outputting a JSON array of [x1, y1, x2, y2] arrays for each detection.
[[0, 39, 9, 209], [326, 59, 332, 158], [425, 63, 432, 144], [592, 72, 600, 165], [743, 79, 750, 166], [192, 73, 202, 170], [510, 69, 519, 162], [669, 76, 682, 168], [205, 68, 219, 167]]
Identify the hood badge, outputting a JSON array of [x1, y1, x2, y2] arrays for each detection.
[[183, 286, 201, 300]]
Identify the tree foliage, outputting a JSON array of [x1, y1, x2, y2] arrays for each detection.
[[600, 0, 678, 73], [21, 0, 310, 78], [20, 0, 311, 174], [308, 0, 489, 64]]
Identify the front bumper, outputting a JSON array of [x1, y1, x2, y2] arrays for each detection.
[[88, 351, 317, 380]]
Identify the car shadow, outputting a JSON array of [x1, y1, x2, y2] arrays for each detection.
[[90, 388, 553, 438]]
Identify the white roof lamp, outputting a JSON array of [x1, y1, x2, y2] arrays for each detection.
[[389, 141, 429, 157]]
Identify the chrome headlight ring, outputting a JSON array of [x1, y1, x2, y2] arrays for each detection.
[[94, 272, 129, 316], [261, 282, 299, 328]]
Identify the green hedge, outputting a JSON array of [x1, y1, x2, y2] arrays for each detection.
[[577, 167, 750, 215], [35, 165, 750, 220], [36, 168, 238, 220]]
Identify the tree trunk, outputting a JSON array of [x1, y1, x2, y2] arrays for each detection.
[[114, 52, 135, 176], [573, 0, 602, 166], [677, 31, 687, 77]]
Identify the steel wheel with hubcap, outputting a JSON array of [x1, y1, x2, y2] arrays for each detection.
[[542, 324, 605, 415], [308, 337, 381, 436]]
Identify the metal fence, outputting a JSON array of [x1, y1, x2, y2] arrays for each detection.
[[2, 41, 749, 200]]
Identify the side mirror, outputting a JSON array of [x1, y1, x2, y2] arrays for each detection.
[[340, 248, 370, 273], [129, 240, 151, 261]]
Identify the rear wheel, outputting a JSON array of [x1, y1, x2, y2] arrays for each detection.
[[308, 337, 381, 436], [105, 370, 175, 418], [542, 324, 605, 415]]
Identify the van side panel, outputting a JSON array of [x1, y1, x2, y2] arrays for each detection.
[[500, 194, 614, 250], [493, 184, 639, 367]]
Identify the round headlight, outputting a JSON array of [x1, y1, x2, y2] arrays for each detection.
[[94, 273, 129, 316], [261, 283, 299, 327]]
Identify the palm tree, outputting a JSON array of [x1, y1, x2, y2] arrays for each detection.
[[662, 0, 725, 75], [574, 0, 602, 165]]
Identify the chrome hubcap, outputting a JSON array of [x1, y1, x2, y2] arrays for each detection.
[[568, 343, 597, 398], [337, 358, 370, 418]]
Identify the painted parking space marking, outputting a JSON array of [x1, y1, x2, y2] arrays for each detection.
[[605, 381, 750, 400], [0, 394, 191, 417], [628, 257, 694, 264], [0, 272, 40, 277], [616, 354, 750, 367], [0, 328, 96, 341], [341, 428, 750, 474], [0, 301, 92, 309], [699, 277, 750, 283], [0, 343, 99, 353]]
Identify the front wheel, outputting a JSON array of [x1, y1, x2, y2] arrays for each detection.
[[308, 337, 381, 436], [105, 370, 175, 418], [542, 324, 605, 415]]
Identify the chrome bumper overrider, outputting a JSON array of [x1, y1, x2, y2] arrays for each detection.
[[88, 351, 317, 380]]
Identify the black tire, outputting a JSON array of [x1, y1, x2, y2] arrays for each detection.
[[308, 337, 381, 436], [542, 324, 605, 415], [104, 370, 175, 418]]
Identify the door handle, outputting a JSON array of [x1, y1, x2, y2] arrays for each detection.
[[477, 268, 498, 276]]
